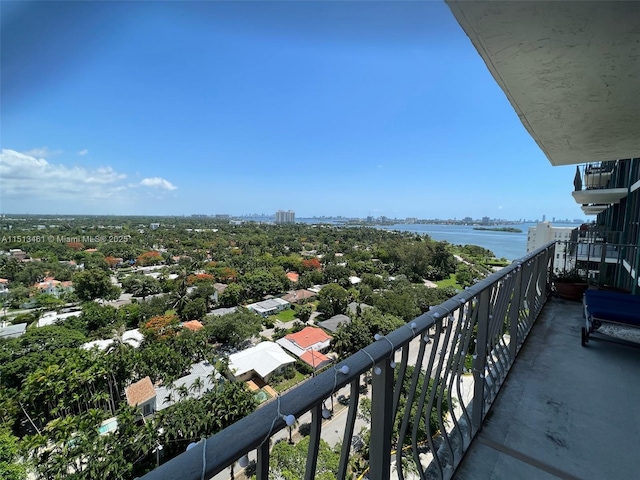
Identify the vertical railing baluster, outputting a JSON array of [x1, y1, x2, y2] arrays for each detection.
[[509, 264, 522, 359], [471, 289, 490, 432], [255, 440, 269, 480], [304, 404, 323, 480], [369, 359, 393, 480], [337, 379, 360, 480]]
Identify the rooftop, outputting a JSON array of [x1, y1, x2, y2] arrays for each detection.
[[317, 313, 351, 333], [227, 341, 295, 379], [454, 297, 640, 479], [284, 326, 332, 350], [124, 376, 156, 407], [299, 350, 332, 370], [182, 320, 204, 331]]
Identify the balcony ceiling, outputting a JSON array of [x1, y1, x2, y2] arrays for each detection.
[[571, 187, 627, 205], [446, 1, 640, 166]]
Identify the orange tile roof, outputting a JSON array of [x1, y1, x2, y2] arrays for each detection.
[[300, 350, 331, 369], [84, 248, 98, 253], [286, 326, 332, 349], [125, 376, 156, 406], [286, 272, 299, 282], [183, 320, 204, 331]]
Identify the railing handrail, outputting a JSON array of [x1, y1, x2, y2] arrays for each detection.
[[141, 242, 556, 480]]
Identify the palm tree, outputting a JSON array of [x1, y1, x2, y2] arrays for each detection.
[[176, 384, 189, 401], [190, 377, 204, 396]]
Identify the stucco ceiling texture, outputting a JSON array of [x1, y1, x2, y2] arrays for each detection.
[[447, 1, 640, 166]]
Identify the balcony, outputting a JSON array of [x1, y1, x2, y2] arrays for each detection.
[[454, 295, 640, 480], [556, 240, 640, 292], [572, 162, 628, 215]]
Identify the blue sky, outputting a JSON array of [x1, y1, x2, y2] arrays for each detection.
[[1, 1, 584, 221]]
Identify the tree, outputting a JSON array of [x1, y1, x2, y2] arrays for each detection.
[[218, 282, 243, 307], [122, 274, 161, 300], [317, 283, 349, 317], [80, 302, 118, 332], [73, 269, 121, 302], [141, 314, 180, 341], [455, 263, 474, 288], [323, 264, 350, 287], [0, 427, 26, 480], [117, 303, 145, 328], [180, 297, 207, 321], [136, 251, 163, 266], [270, 437, 340, 480], [203, 308, 262, 347], [296, 304, 313, 323], [330, 309, 403, 359]]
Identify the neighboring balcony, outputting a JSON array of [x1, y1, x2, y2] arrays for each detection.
[[557, 240, 640, 292], [141, 243, 639, 480], [572, 161, 629, 216]]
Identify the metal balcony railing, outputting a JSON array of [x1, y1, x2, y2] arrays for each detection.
[[556, 240, 640, 294], [140, 244, 555, 480]]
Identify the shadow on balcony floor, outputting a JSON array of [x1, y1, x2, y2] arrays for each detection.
[[454, 297, 640, 480]]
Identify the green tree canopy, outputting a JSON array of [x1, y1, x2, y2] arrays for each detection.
[[73, 269, 121, 302], [317, 283, 349, 318], [269, 437, 340, 480], [203, 308, 262, 347]]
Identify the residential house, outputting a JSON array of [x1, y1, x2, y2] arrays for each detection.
[[81, 329, 144, 351], [37, 310, 82, 328], [307, 284, 325, 294], [155, 361, 221, 411], [286, 272, 299, 283], [280, 289, 317, 304], [317, 314, 351, 334], [9, 249, 27, 261], [246, 298, 290, 317], [0, 321, 27, 340], [347, 302, 373, 315], [125, 376, 157, 417], [227, 342, 295, 383], [182, 320, 204, 332], [209, 307, 238, 317], [276, 326, 333, 370], [209, 283, 228, 304], [34, 277, 74, 297]]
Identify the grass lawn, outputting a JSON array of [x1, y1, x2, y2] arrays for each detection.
[[273, 371, 307, 393], [436, 274, 463, 290], [273, 308, 297, 322]]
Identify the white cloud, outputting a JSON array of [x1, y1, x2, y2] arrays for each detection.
[[78, 149, 89, 156], [0, 149, 127, 202], [23, 146, 62, 158], [140, 177, 178, 191]]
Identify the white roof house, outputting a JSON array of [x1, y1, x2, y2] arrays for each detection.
[[0, 322, 27, 339], [155, 360, 221, 411], [246, 298, 290, 317], [81, 329, 144, 351], [228, 341, 295, 382], [37, 310, 81, 328]]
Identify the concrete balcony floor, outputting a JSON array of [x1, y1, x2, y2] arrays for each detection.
[[454, 297, 640, 480]]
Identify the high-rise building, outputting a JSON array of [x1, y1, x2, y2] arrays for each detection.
[[275, 210, 295, 224], [526, 222, 576, 272]]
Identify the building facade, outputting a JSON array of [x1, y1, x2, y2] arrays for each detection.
[[275, 210, 295, 224], [526, 222, 576, 273]]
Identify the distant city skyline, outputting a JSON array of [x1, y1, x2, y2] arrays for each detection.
[[2, 1, 585, 220]]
